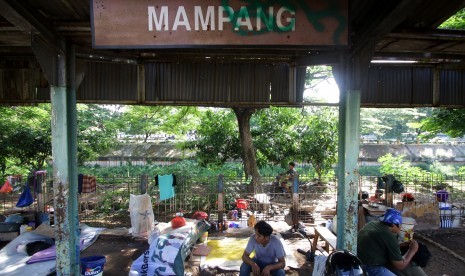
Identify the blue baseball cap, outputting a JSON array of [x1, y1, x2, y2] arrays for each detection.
[[380, 208, 402, 225]]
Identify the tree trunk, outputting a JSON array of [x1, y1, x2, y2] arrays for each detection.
[[233, 107, 261, 190]]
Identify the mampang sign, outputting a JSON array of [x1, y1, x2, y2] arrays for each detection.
[[91, 0, 347, 48]]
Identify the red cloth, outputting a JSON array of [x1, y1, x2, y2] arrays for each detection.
[[0, 180, 13, 193], [82, 175, 96, 193], [192, 211, 208, 220]]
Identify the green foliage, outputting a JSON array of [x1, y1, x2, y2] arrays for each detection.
[[305, 65, 333, 89], [80, 160, 244, 179], [181, 109, 241, 167], [252, 107, 301, 167], [298, 107, 338, 179], [457, 166, 465, 177], [77, 104, 120, 165], [0, 105, 52, 177], [439, 8, 465, 30], [96, 188, 129, 214], [361, 108, 429, 140], [429, 161, 457, 176], [420, 108, 465, 139], [117, 106, 199, 142], [378, 154, 441, 183]]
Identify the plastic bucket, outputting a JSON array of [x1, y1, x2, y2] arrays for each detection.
[[81, 256, 106, 276]]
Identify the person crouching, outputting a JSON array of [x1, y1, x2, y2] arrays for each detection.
[[240, 220, 286, 276]]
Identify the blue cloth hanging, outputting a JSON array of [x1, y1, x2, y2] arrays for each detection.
[[16, 185, 34, 207], [159, 174, 175, 201]]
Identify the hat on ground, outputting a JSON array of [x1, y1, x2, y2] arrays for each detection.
[[380, 208, 402, 225]]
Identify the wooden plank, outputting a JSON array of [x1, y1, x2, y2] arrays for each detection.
[[311, 226, 337, 255], [315, 226, 337, 249]]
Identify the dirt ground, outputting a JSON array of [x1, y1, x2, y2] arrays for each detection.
[[77, 227, 465, 276], [1, 224, 464, 276]]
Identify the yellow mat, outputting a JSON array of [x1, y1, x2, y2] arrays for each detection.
[[203, 237, 250, 270], [201, 234, 298, 271]]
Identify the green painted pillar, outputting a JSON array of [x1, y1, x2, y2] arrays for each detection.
[[51, 42, 80, 275], [336, 90, 361, 252]]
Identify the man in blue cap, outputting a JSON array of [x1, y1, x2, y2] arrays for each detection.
[[357, 208, 427, 276]]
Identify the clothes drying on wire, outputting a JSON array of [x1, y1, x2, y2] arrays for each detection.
[[16, 184, 34, 207], [78, 174, 97, 193], [0, 180, 13, 193], [157, 174, 176, 201], [154, 174, 176, 186]]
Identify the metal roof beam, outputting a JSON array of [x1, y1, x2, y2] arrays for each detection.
[[351, 1, 422, 58], [0, 0, 57, 46]]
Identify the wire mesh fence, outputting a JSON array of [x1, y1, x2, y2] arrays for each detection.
[[1, 172, 464, 229]]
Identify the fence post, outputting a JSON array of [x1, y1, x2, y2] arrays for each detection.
[[140, 174, 148, 194], [218, 174, 224, 223], [292, 175, 300, 228]]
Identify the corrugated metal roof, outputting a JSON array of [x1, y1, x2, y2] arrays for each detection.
[[362, 66, 434, 106], [145, 62, 291, 105], [78, 61, 138, 103], [440, 70, 465, 106]]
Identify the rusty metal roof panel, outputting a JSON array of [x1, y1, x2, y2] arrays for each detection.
[[362, 66, 433, 106], [0, 59, 48, 103], [78, 61, 138, 103], [145, 63, 290, 105], [440, 70, 465, 106]]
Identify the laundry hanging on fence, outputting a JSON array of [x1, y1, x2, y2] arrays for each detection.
[[155, 174, 177, 186], [158, 174, 175, 201], [16, 185, 34, 207], [78, 174, 96, 193], [0, 180, 13, 193]]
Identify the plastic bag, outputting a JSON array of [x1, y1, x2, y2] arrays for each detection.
[[16, 185, 33, 207], [129, 194, 155, 237]]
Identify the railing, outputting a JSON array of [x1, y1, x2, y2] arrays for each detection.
[[1, 173, 464, 228]]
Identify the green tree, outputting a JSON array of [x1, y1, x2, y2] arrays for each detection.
[[360, 108, 428, 141], [420, 108, 465, 138], [77, 104, 120, 165], [252, 107, 301, 167], [183, 109, 241, 167], [118, 106, 199, 142], [378, 154, 427, 181], [439, 8, 465, 29], [0, 105, 52, 177], [298, 107, 338, 179]]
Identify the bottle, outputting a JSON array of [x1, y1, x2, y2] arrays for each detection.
[[326, 219, 333, 231], [20, 225, 27, 235]]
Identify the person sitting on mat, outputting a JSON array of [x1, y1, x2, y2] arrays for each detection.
[[239, 220, 286, 276]]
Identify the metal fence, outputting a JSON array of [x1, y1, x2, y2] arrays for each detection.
[[1, 173, 464, 228]]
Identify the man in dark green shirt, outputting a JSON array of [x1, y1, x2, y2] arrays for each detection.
[[357, 208, 426, 276]]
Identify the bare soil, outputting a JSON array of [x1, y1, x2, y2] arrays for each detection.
[[78, 227, 465, 276], [2, 220, 464, 276]]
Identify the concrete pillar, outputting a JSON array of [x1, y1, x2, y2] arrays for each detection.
[[50, 41, 80, 275], [336, 90, 361, 253]]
